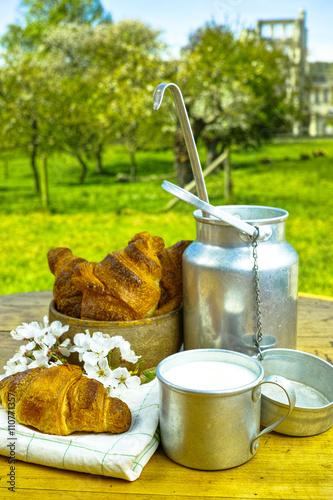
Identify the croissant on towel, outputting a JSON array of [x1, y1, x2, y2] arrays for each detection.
[[0, 364, 131, 436], [72, 231, 165, 321], [47, 247, 87, 318]]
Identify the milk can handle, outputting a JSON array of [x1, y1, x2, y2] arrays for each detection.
[[251, 375, 296, 454]]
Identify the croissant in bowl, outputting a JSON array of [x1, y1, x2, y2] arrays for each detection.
[[47, 247, 87, 318], [154, 240, 192, 316], [47, 232, 192, 321], [73, 231, 165, 321], [0, 364, 131, 436]]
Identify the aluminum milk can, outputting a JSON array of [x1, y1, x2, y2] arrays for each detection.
[[183, 205, 299, 355]]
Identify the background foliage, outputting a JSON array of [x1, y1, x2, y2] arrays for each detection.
[[0, 0, 293, 187], [0, 139, 332, 297], [0, 0, 331, 298]]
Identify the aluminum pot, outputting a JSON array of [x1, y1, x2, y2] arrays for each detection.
[[157, 349, 296, 470], [260, 348, 333, 436], [183, 206, 299, 355]]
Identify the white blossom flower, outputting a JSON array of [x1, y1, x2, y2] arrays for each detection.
[[48, 319, 69, 338], [103, 335, 141, 364], [13, 344, 33, 357], [4, 318, 145, 396], [36, 332, 57, 349], [107, 335, 125, 349], [112, 367, 141, 393], [117, 339, 141, 364], [42, 316, 49, 328], [82, 350, 101, 366], [29, 350, 51, 369], [71, 330, 93, 361], [10, 321, 46, 341], [90, 331, 114, 355], [84, 357, 114, 388], [24, 340, 37, 352], [10, 327, 28, 341], [57, 338, 72, 357], [4, 352, 30, 375], [81, 341, 113, 366], [13, 350, 27, 362]]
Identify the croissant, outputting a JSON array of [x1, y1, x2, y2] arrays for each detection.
[[154, 240, 192, 316], [0, 364, 131, 436], [47, 248, 87, 318], [73, 232, 165, 321]]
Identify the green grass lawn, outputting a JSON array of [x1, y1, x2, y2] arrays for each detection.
[[0, 138, 332, 296]]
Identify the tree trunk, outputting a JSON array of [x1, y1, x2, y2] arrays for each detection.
[[95, 144, 103, 174], [173, 128, 193, 187], [30, 119, 40, 193], [224, 150, 233, 200], [129, 150, 137, 179], [40, 155, 49, 212], [75, 153, 88, 183], [205, 138, 220, 168]]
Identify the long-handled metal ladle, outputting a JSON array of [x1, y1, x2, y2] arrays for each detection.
[[155, 84, 269, 240], [153, 83, 209, 210]]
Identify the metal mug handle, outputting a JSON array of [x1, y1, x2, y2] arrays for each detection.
[[251, 375, 296, 454]]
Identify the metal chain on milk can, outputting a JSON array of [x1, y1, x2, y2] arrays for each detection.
[[250, 227, 263, 360]]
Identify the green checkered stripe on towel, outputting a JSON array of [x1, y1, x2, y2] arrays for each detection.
[[0, 377, 160, 481]]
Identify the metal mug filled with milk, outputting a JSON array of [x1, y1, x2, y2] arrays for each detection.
[[156, 349, 296, 470]]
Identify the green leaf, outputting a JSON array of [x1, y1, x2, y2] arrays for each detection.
[[140, 367, 156, 384]]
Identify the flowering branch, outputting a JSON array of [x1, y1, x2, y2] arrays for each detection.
[[4, 316, 144, 397]]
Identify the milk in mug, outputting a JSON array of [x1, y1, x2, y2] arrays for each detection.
[[163, 360, 257, 391]]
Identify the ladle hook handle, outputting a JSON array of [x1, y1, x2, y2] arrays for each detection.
[[162, 180, 260, 238], [153, 83, 209, 206]]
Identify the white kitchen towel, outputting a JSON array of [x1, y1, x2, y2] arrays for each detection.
[[0, 377, 159, 481]]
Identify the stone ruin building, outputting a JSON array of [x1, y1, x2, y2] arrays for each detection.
[[245, 10, 333, 137]]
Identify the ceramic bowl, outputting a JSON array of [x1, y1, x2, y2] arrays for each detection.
[[49, 300, 183, 372]]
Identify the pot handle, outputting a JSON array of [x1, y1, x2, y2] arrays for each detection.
[[251, 375, 296, 454]]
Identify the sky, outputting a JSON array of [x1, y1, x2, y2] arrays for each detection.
[[0, 0, 332, 62]]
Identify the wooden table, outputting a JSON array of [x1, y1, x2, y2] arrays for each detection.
[[0, 291, 332, 500]]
